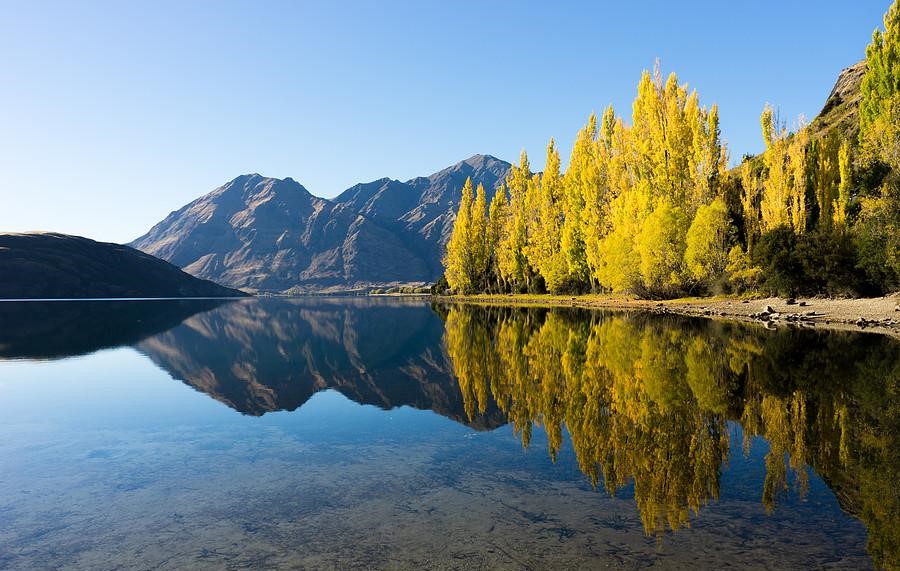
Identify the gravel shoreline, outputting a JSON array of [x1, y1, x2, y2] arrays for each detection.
[[440, 294, 900, 338]]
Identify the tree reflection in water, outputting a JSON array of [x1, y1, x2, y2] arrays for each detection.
[[439, 304, 899, 569]]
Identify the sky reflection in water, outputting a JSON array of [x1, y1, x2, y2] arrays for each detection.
[[0, 298, 896, 570]]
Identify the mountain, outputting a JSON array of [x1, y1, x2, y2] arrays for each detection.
[[131, 155, 512, 293], [0, 232, 246, 299]]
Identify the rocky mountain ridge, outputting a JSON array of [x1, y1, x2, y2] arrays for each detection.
[[131, 154, 511, 293]]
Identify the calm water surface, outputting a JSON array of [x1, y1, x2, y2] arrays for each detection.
[[0, 298, 897, 570]]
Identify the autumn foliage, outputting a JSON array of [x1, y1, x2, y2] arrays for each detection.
[[443, 1, 900, 298]]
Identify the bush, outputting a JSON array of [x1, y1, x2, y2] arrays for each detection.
[[752, 226, 802, 296], [795, 231, 867, 296], [685, 198, 733, 285], [431, 275, 451, 295], [854, 190, 900, 293], [725, 246, 763, 294], [753, 227, 881, 297], [635, 202, 689, 297]]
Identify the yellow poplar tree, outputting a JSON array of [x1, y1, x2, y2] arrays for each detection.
[[787, 124, 810, 234], [740, 160, 761, 247], [561, 114, 598, 288], [497, 151, 533, 290], [470, 182, 490, 290], [488, 185, 508, 289], [760, 105, 791, 231], [833, 140, 852, 229], [593, 65, 727, 294], [444, 177, 474, 293], [582, 106, 616, 287], [685, 197, 733, 284], [531, 139, 568, 292], [813, 134, 840, 233]]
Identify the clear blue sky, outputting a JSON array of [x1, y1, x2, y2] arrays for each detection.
[[0, 0, 890, 243]]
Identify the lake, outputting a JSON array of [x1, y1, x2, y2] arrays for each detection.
[[0, 297, 897, 570]]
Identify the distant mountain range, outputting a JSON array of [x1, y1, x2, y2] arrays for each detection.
[[0, 232, 245, 299], [131, 155, 511, 293]]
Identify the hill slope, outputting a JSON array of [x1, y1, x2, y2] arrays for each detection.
[[0, 232, 246, 299], [809, 60, 866, 141], [131, 155, 511, 293]]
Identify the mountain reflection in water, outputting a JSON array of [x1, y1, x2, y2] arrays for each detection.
[[1, 297, 897, 570], [133, 297, 504, 429]]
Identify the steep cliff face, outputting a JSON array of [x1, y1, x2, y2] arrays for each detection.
[[131, 155, 511, 292]]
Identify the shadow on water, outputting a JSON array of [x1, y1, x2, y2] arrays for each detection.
[[0, 298, 229, 360]]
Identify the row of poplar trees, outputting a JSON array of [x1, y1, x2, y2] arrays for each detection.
[[444, 0, 900, 298]]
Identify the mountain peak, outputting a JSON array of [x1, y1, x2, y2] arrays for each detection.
[[463, 153, 502, 164], [453, 154, 508, 172], [228, 173, 263, 183], [217, 173, 313, 199]]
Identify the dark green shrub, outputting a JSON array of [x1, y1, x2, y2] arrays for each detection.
[[431, 275, 450, 295], [753, 226, 803, 296]]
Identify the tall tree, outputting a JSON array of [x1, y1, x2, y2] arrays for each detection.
[[833, 140, 852, 229], [497, 151, 533, 290], [787, 124, 810, 234], [444, 178, 475, 293], [561, 114, 597, 289], [470, 182, 490, 291], [532, 139, 568, 293], [860, 0, 900, 140], [759, 105, 792, 232], [740, 159, 761, 248], [488, 184, 509, 290], [812, 134, 840, 233]]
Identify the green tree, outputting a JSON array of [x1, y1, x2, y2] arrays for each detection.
[[860, 0, 900, 140]]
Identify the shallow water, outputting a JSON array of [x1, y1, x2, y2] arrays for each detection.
[[0, 298, 897, 570]]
